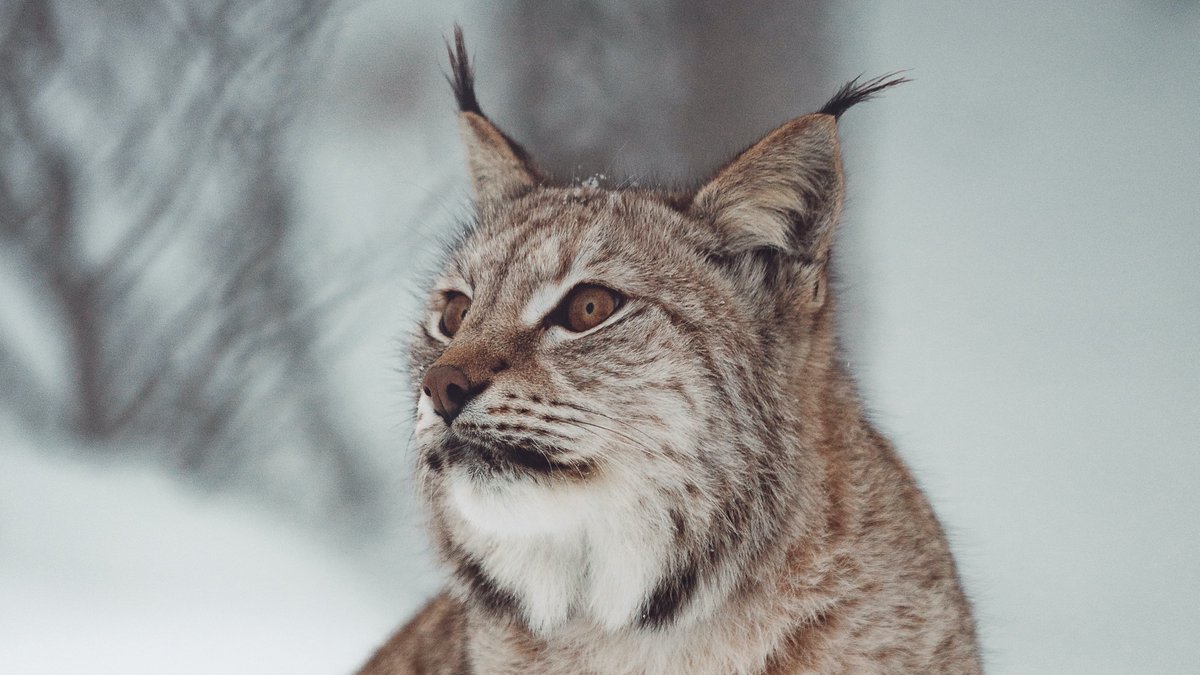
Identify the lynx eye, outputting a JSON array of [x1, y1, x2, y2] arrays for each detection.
[[439, 292, 471, 337], [554, 284, 621, 333]]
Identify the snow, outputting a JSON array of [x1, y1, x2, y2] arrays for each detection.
[[0, 429, 418, 675]]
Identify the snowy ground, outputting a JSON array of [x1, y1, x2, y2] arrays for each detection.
[[0, 429, 426, 675]]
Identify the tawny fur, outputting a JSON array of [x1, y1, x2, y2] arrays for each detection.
[[359, 28, 980, 675]]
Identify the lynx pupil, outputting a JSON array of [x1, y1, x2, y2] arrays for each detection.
[[560, 284, 618, 333]]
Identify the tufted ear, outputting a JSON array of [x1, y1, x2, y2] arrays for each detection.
[[689, 114, 844, 265], [447, 26, 542, 203], [688, 74, 908, 266]]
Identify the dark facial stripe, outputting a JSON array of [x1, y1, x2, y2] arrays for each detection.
[[425, 447, 445, 473], [460, 418, 573, 441], [635, 561, 699, 630], [670, 508, 686, 544], [444, 438, 594, 478], [455, 554, 520, 618], [502, 443, 595, 477]]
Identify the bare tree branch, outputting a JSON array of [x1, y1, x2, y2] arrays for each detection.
[[0, 0, 382, 518]]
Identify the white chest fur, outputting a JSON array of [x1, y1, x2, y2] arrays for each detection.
[[445, 466, 675, 634]]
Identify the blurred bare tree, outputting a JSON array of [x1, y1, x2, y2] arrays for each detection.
[[0, 1, 378, 515]]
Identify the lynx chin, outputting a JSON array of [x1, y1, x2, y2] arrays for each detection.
[[360, 27, 981, 675]]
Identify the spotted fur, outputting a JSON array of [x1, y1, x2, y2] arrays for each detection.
[[359, 29, 980, 675]]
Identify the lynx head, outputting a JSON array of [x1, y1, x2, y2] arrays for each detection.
[[409, 27, 906, 634]]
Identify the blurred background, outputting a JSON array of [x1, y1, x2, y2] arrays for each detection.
[[1, 1, 1196, 673]]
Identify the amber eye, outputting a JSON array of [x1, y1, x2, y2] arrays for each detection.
[[555, 284, 621, 333], [439, 293, 471, 337]]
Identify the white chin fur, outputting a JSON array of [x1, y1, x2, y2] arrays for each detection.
[[414, 394, 439, 437], [447, 468, 592, 536], [446, 466, 676, 633]]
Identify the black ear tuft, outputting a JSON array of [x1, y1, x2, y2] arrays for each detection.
[[444, 25, 543, 202], [818, 72, 911, 119], [446, 24, 482, 115]]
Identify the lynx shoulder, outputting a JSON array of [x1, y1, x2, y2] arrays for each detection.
[[360, 27, 981, 675]]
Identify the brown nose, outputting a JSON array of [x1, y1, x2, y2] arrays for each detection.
[[422, 364, 473, 423]]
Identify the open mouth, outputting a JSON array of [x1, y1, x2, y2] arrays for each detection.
[[441, 438, 594, 478]]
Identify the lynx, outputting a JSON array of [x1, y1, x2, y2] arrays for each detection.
[[360, 28, 981, 675]]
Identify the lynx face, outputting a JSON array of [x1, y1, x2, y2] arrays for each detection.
[[411, 182, 831, 632], [406, 29, 908, 635], [413, 192, 720, 520], [410, 189, 776, 630]]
